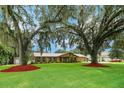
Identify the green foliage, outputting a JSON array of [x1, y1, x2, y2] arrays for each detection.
[[0, 44, 13, 65], [55, 49, 67, 53], [109, 34, 124, 59], [109, 49, 124, 59], [70, 46, 89, 55]]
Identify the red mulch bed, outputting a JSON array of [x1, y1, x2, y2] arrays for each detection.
[[111, 60, 122, 62], [83, 63, 109, 67], [0, 65, 40, 72]]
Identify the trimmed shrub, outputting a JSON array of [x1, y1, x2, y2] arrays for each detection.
[[0, 44, 13, 65]]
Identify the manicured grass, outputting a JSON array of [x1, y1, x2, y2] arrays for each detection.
[[0, 63, 124, 88]]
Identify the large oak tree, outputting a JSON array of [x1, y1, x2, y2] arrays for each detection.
[[55, 6, 124, 64], [0, 5, 66, 65]]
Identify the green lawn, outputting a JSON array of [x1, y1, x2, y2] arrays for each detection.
[[0, 63, 124, 88]]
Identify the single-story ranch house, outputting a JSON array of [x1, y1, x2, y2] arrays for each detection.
[[33, 52, 88, 63]]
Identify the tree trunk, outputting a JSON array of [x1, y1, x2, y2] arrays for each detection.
[[19, 47, 29, 65], [90, 51, 98, 64], [0, 62, 2, 66], [18, 39, 28, 65], [20, 52, 28, 65]]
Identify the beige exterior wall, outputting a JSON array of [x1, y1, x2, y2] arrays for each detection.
[[76, 57, 88, 62], [56, 57, 60, 63]]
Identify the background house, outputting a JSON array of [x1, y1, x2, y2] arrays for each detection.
[[100, 51, 111, 62], [33, 52, 88, 63], [87, 51, 111, 62]]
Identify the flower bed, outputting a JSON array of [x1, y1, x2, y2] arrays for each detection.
[[111, 59, 122, 62], [83, 63, 109, 67], [0, 65, 40, 72]]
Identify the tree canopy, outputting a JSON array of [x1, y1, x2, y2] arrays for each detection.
[[1, 5, 124, 65], [55, 6, 124, 64]]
